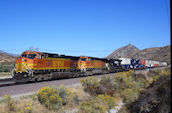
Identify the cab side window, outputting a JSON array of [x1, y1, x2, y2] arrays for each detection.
[[39, 54, 44, 59]]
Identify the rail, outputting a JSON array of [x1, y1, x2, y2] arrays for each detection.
[[0, 78, 15, 87]]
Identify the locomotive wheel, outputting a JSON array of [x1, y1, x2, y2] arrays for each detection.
[[31, 76, 36, 82], [13, 73, 30, 83], [47, 73, 53, 80], [36, 75, 43, 81]]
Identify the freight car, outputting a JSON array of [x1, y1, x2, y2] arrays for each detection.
[[119, 58, 167, 71], [12, 50, 123, 83]]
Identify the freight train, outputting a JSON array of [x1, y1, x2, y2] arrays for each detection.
[[12, 50, 167, 83]]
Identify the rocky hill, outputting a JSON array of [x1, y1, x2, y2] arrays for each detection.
[[0, 50, 17, 64], [132, 45, 170, 64], [107, 44, 171, 64], [107, 44, 140, 59]]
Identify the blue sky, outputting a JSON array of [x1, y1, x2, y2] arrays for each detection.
[[0, 0, 170, 57]]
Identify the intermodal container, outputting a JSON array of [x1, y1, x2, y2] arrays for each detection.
[[141, 59, 146, 66], [146, 60, 154, 67], [153, 61, 160, 67], [119, 58, 131, 65]]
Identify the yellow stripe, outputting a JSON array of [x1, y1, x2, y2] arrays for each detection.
[[44, 58, 72, 61], [33, 67, 71, 70]]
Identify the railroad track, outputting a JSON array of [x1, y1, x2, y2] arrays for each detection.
[[0, 66, 168, 88], [0, 78, 16, 87], [0, 66, 169, 98]]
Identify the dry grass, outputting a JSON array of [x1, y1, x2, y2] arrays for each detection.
[[0, 97, 54, 113]]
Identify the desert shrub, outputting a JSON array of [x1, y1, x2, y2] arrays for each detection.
[[126, 70, 135, 77], [160, 67, 171, 76], [148, 67, 171, 83], [58, 86, 71, 104], [2, 95, 16, 112], [113, 72, 135, 89], [152, 75, 161, 82], [133, 73, 150, 88], [147, 69, 161, 78], [113, 72, 144, 103], [121, 88, 140, 103], [81, 77, 102, 96], [78, 95, 117, 113], [37, 86, 63, 110], [79, 99, 107, 113], [99, 76, 119, 96], [97, 95, 117, 109]]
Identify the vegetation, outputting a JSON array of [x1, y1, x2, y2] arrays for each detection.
[[78, 94, 117, 113], [120, 67, 171, 113], [2, 95, 16, 112], [81, 70, 146, 104], [80, 67, 171, 112], [37, 86, 63, 110], [127, 75, 171, 113], [81, 76, 102, 96], [37, 86, 72, 110], [0, 64, 14, 72], [0, 64, 14, 76], [0, 67, 170, 113]]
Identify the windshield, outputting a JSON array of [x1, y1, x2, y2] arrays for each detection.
[[81, 58, 87, 61], [28, 54, 37, 59], [21, 54, 27, 57]]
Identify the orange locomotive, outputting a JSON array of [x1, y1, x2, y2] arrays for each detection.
[[12, 50, 122, 83], [78, 56, 108, 74], [13, 50, 80, 83]]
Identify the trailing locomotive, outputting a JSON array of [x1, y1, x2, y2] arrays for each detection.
[[12, 50, 123, 83]]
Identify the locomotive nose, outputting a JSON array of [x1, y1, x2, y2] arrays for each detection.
[[15, 57, 33, 72]]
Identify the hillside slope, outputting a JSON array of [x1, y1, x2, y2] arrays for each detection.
[[107, 44, 140, 59], [0, 50, 17, 64], [132, 45, 170, 64]]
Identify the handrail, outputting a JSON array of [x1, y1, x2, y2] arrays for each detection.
[[11, 65, 16, 77], [22, 63, 33, 76]]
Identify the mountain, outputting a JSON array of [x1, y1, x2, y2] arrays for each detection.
[[107, 44, 171, 64], [132, 45, 170, 64], [0, 50, 17, 64], [107, 44, 140, 59]]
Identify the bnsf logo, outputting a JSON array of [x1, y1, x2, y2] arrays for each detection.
[[53, 61, 64, 67]]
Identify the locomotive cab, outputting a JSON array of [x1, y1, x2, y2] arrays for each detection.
[[12, 51, 42, 83], [78, 56, 89, 72]]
